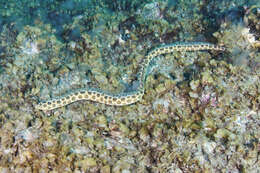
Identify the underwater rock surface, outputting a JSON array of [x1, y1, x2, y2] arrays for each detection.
[[0, 0, 259, 172]]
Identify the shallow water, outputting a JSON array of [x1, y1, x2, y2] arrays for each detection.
[[0, 0, 259, 172]]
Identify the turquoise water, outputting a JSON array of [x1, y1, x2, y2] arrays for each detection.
[[0, 0, 259, 172], [0, 0, 257, 38]]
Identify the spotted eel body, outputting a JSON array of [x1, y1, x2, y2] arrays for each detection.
[[35, 42, 224, 111]]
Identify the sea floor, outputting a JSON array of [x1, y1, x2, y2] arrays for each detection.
[[0, 0, 259, 172]]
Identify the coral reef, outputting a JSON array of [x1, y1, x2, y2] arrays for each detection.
[[0, 0, 259, 172]]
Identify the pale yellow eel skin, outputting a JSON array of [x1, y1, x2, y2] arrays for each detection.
[[35, 42, 225, 111]]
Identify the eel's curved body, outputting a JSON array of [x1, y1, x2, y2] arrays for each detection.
[[35, 42, 224, 111]]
